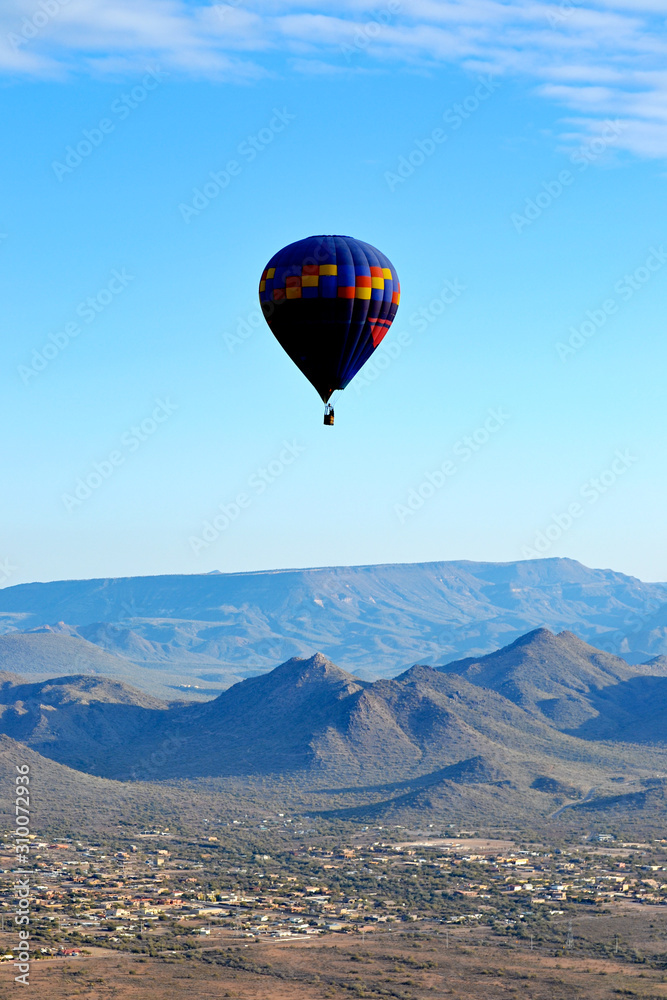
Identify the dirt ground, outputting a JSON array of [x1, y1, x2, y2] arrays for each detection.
[[392, 839, 516, 852], [2, 927, 667, 1000]]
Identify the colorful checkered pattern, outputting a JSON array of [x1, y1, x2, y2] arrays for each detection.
[[259, 235, 401, 397], [260, 262, 400, 307]]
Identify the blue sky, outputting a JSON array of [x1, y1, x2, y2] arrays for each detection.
[[2, 0, 667, 586]]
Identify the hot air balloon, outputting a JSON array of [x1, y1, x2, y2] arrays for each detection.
[[259, 235, 400, 425]]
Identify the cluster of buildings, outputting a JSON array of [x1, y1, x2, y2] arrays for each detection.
[[0, 827, 664, 957]]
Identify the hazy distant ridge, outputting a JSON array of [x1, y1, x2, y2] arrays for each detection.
[[0, 559, 666, 689]]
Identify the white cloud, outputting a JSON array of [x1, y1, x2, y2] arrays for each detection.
[[2, 0, 667, 158]]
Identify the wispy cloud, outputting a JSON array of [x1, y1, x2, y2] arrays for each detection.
[[2, 1, 667, 158]]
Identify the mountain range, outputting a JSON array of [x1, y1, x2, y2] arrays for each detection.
[[440, 627, 667, 740], [0, 558, 666, 698], [0, 627, 665, 828]]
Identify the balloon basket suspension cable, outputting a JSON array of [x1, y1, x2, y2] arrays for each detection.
[[323, 403, 334, 426]]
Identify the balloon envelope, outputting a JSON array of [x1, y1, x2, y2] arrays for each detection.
[[259, 235, 400, 403]]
